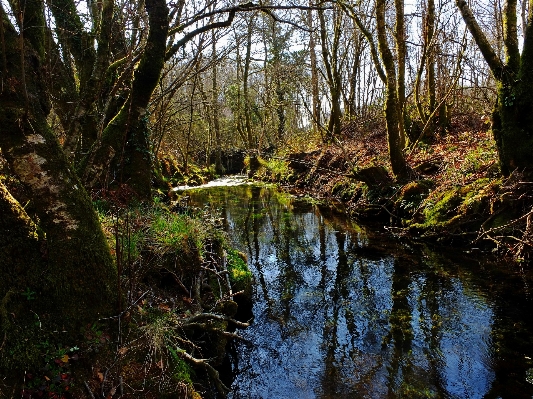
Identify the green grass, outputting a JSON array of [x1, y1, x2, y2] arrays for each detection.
[[149, 212, 205, 252]]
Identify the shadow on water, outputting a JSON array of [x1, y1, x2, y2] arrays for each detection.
[[183, 183, 533, 399]]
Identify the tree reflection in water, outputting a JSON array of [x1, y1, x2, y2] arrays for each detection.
[[185, 184, 533, 399]]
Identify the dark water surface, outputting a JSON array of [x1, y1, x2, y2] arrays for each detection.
[[184, 182, 533, 399]]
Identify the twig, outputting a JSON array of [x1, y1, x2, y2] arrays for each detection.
[[84, 381, 96, 399], [0, 332, 6, 353], [222, 250, 233, 296], [99, 289, 151, 321], [476, 207, 533, 242], [167, 267, 191, 297], [186, 312, 250, 328]]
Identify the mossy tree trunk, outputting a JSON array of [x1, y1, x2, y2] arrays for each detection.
[[342, 0, 407, 177], [0, 182, 45, 277], [0, 2, 116, 372], [427, 0, 437, 119], [243, 15, 256, 150], [47, 0, 118, 164], [457, 0, 533, 175], [211, 30, 224, 175], [394, 0, 407, 143], [318, 5, 343, 142], [375, 0, 408, 177], [307, 3, 321, 135], [82, 0, 169, 199], [0, 182, 46, 372]]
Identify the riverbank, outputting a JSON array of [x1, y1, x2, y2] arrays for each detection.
[[254, 115, 533, 264], [206, 181, 533, 399], [0, 176, 253, 398]]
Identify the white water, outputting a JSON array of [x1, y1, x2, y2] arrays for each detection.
[[171, 175, 250, 192]]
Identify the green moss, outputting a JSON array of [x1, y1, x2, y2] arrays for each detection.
[[227, 248, 253, 295], [264, 158, 292, 182], [395, 180, 434, 214], [331, 181, 347, 196], [425, 189, 462, 225], [160, 155, 183, 180], [406, 178, 503, 234], [457, 178, 497, 215], [332, 180, 362, 201], [0, 184, 70, 373], [169, 347, 196, 385], [227, 249, 252, 283], [484, 205, 519, 230], [151, 212, 202, 249], [0, 34, 116, 384]]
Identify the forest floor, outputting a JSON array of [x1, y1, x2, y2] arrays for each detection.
[[256, 114, 533, 264]]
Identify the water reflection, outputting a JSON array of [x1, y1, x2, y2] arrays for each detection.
[[183, 184, 533, 399]]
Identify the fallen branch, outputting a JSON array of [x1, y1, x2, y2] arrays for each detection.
[[84, 381, 96, 399], [185, 312, 250, 329], [177, 350, 229, 397], [476, 207, 533, 243]]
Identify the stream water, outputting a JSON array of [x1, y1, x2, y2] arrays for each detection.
[[183, 180, 533, 399]]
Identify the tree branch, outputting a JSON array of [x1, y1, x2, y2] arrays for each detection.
[[503, 0, 520, 73], [456, 0, 505, 80], [166, 2, 333, 60], [166, 8, 238, 61], [339, 2, 386, 83], [177, 350, 230, 396], [185, 312, 250, 329]]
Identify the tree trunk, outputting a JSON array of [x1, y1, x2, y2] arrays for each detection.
[[82, 0, 169, 198], [395, 0, 407, 143], [318, 6, 343, 142], [243, 16, 255, 150], [492, 79, 533, 175], [376, 0, 407, 177], [456, 0, 533, 175], [0, 6, 116, 372], [211, 30, 223, 174], [427, 0, 436, 115], [269, 21, 286, 143], [0, 181, 47, 372], [48, 0, 115, 164], [343, 1, 407, 177], [307, 4, 321, 134]]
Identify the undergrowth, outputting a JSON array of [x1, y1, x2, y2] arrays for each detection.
[[13, 198, 254, 399]]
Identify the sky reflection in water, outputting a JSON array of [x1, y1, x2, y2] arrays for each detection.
[[184, 183, 533, 399]]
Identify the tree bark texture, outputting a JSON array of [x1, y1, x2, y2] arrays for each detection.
[[308, 4, 321, 134], [0, 4, 116, 371], [318, 6, 343, 142], [376, 0, 407, 177]]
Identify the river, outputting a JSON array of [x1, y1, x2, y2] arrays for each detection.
[[182, 180, 533, 399]]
